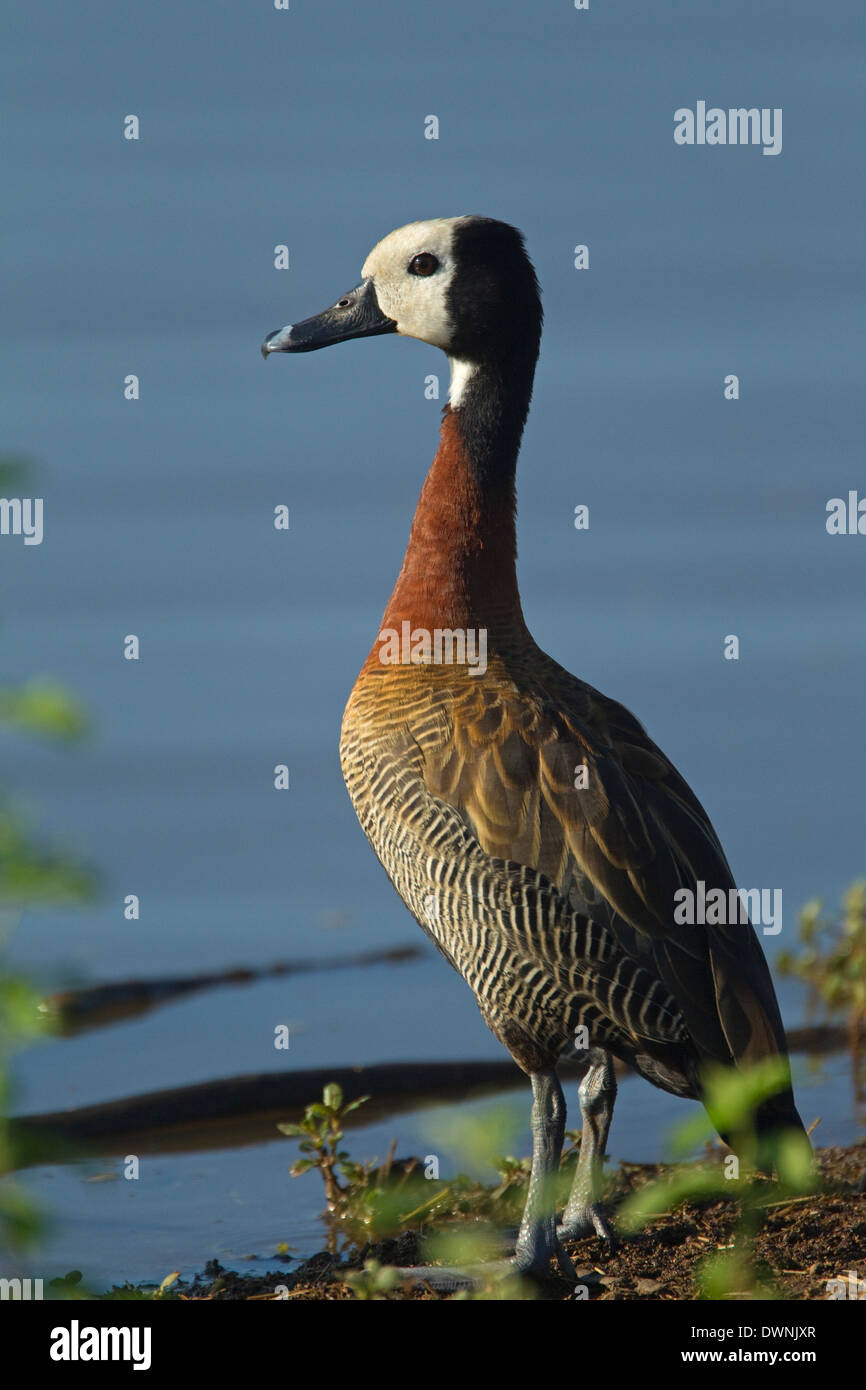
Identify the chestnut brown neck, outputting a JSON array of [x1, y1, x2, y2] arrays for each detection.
[[378, 355, 536, 642]]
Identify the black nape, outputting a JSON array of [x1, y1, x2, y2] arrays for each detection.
[[447, 219, 543, 489], [447, 217, 543, 367]]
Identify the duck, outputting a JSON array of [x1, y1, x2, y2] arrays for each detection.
[[262, 216, 807, 1279]]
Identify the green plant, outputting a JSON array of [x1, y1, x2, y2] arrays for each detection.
[[278, 1084, 372, 1250], [0, 683, 96, 1251], [778, 881, 866, 1106], [0, 452, 97, 1254], [343, 1258, 401, 1300], [619, 1056, 816, 1299], [279, 1084, 540, 1260]]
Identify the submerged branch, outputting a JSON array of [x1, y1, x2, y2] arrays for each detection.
[[10, 1024, 842, 1167]]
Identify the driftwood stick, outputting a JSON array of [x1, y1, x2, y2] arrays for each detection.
[[10, 1024, 840, 1165], [42, 944, 424, 1036]]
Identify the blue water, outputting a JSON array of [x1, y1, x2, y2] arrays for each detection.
[[2, 0, 864, 1287]]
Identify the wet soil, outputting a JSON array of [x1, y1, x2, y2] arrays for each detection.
[[132, 1141, 865, 1301]]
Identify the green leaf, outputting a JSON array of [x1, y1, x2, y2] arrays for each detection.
[[774, 1130, 816, 1193], [343, 1095, 371, 1115], [0, 681, 88, 742], [290, 1158, 315, 1176], [323, 1083, 343, 1112]]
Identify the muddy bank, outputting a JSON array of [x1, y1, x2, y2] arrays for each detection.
[[99, 1141, 865, 1301]]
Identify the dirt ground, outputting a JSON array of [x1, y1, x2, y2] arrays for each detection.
[[155, 1140, 865, 1301]]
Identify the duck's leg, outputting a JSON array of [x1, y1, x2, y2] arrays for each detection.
[[513, 1069, 575, 1280], [559, 1048, 616, 1244]]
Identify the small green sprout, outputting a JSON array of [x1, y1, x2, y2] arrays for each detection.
[[343, 1258, 401, 1300], [278, 1084, 371, 1248]]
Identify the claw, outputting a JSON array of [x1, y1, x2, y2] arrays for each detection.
[[558, 1203, 617, 1249], [515, 1218, 578, 1281]]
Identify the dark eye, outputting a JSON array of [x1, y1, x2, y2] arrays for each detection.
[[408, 252, 439, 277]]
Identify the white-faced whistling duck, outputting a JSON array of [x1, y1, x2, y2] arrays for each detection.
[[263, 217, 808, 1280]]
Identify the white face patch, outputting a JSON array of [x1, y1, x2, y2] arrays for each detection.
[[362, 217, 469, 351]]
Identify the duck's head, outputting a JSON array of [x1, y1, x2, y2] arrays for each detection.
[[262, 216, 542, 406]]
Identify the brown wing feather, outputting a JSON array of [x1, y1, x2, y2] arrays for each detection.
[[422, 655, 788, 1071]]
